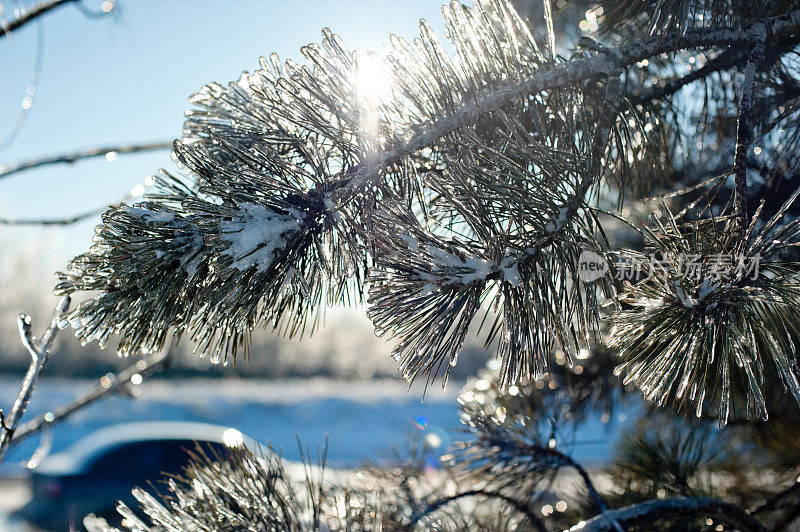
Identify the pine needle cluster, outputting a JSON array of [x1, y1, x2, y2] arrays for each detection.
[[56, 0, 800, 420]]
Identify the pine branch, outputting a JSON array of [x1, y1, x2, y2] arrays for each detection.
[[83, 440, 406, 531], [733, 24, 766, 244], [601, 0, 800, 38], [454, 364, 625, 530], [332, 9, 800, 206], [56, 1, 800, 392], [570, 458, 622, 531], [631, 46, 745, 104], [542, 73, 621, 245], [0, 140, 172, 181], [576, 496, 768, 532], [0, 296, 70, 465], [456, 433, 625, 530], [749, 477, 800, 516], [408, 489, 546, 530], [608, 409, 721, 503], [611, 193, 800, 422]]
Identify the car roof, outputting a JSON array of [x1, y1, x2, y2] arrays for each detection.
[[34, 421, 254, 475]]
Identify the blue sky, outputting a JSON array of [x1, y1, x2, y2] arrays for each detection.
[[0, 0, 445, 260]]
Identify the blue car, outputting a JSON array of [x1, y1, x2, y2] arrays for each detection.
[[18, 421, 253, 531]]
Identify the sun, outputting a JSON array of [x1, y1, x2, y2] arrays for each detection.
[[355, 52, 393, 105]]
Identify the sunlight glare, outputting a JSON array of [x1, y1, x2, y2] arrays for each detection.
[[355, 53, 392, 105], [223, 428, 245, 447]]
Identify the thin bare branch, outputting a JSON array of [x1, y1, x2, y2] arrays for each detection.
[[0, 296, 70, 464], [0, 140, 173, 181], [0, 141, 172, 226], [0, 0, 77, 39], [0, 206, 104, 226], [12, 348, 170, 447], [0, 19, 45, 151]]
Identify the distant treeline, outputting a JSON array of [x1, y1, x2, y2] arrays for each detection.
[[0, 304, 491, 380], [0, 239, 490, 380]]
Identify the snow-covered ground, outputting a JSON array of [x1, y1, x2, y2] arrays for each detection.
[[0, 377, 458, 473], [0, 377, 631, 473]]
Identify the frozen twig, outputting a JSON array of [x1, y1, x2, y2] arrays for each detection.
[[0, 296, 70, 464], [408, 489, 546, 531], [0, 141, 172, 226], [539, 72, 622, 244], [12, 348, 170, 447], [632, 46, 745, 104], [0, 206, 104, 226], [0, 0, 77, 39], [561, 452, 624, 532], [0, 18, 44, 151], [0, 0, 117, 39], [733, 23, 766, 244], [570, 496, 768, 532], [0, 140, 173, 181]]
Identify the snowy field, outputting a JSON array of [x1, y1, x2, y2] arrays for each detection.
[[0, 377, 629, 470], [0, 377, 464, 473]]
